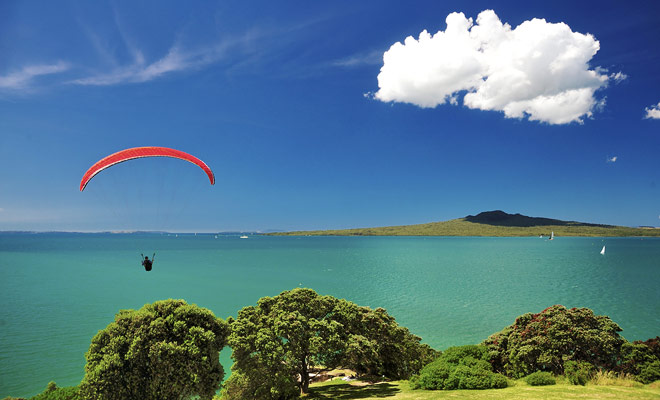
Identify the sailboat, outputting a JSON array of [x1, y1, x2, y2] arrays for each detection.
[[549, 231, 554, 240], [600, 245, 605, 255]]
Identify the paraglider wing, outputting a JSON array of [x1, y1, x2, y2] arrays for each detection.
[[80, 146, 215, 191]]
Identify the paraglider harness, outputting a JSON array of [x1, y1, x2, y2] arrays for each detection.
[[141, 253, 155, 271]]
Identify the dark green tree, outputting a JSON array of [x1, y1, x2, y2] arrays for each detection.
[[79, 299, 230, 400], [227, 288, 435, 399], [619, 340, 660, 383], [483, 305, 624, 377]]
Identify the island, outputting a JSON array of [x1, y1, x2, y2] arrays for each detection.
[[266, 210, 660, 237]]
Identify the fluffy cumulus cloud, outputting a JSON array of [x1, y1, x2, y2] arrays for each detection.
[[374, 10, 615, 124], [644, 102, 660, 119]]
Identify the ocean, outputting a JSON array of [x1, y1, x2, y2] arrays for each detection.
[[1, 233, 659, 398]]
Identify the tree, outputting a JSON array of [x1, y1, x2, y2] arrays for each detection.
[[619, 339, 660, 383], [79, 299, 230, 400], [226, 288, 435, 399], [483, 305, 624, 377]]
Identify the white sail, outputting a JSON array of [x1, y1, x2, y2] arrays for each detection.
[[600, 246, 605, 255]]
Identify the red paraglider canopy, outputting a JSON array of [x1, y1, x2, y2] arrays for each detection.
[[80, 146, 215, 191]]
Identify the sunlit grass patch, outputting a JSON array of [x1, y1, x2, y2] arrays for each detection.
[[590, 370, 643, 387], [306, 379, 660, 399]]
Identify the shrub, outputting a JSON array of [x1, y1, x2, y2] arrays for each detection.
[[410, 345, 507, 390], [525, 371, 556, 386], [409, 360, 452, 390], [619, 340, 660, 383], [638, 360, 660, 384], [29, 382, 81, 400], [635, 337, 660, 360], [564, 360, 594, 385]]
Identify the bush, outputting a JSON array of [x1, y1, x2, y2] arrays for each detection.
[[409, 345, 507, 390], [28, 382, 81, 400], [619, 340, 660, 384], [564, 360, 594, 385], [409, 360, 452, 390], [638, 360, 660, 384], [525, 371, 556, 386]]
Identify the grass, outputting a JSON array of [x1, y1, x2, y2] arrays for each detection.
[[305, 378, 660, 399]]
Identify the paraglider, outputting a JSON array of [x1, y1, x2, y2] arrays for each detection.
[[79, 146, 215, 191], [80, 147, 214, 272]]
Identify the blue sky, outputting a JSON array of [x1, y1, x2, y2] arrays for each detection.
[[1, 0, 659, 232]]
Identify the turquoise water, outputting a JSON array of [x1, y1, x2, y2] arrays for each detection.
[[1, 234, 659, 397]]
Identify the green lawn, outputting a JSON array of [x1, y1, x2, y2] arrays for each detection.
[[306, 379, 660, 399]]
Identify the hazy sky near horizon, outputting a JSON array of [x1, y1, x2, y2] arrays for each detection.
[[1, 0, 659, 232]]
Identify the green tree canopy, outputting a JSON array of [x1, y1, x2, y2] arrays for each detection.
[[483, 305, 624, 377], [226, 288, 435, 399], [79, 299, 229, 400]]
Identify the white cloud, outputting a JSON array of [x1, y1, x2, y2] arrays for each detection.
[[644, 102, 660, 119], [607, 156, 617, 163], [374, 10, 613, 124], [333, 50, 383, 67], [71, 41, 234, 86], [0, 62, 69, 91], [610, 71, 627, 83]]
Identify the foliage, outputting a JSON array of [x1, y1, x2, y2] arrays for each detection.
[[619, 340, 660, 383], [409, 345, 507, 390], [635, 337, 660, 360], [79, 299, 230, 400], [638, 361, 660, 385], [564, 360, 594, 385], [524, 371, 556, 386], [226, 288, 435, 399], [0, 382, 82, 400], [30, 384, 81, 400], [217, 372, 255, 400], [483, 305, 625, 377]]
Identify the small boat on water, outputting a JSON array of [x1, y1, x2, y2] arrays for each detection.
[[240, 235, 248, 239], [549, 231, 554, 240], [600, 245, 605, 255]]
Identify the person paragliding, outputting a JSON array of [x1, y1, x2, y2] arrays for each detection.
[[80, 146, 214, 271], [141, 253, 155, 271]]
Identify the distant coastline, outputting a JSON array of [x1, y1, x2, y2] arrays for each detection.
[[266, 210, 660, 237]]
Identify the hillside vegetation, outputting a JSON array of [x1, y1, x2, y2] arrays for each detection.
[[268, 211, 660, 237]]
